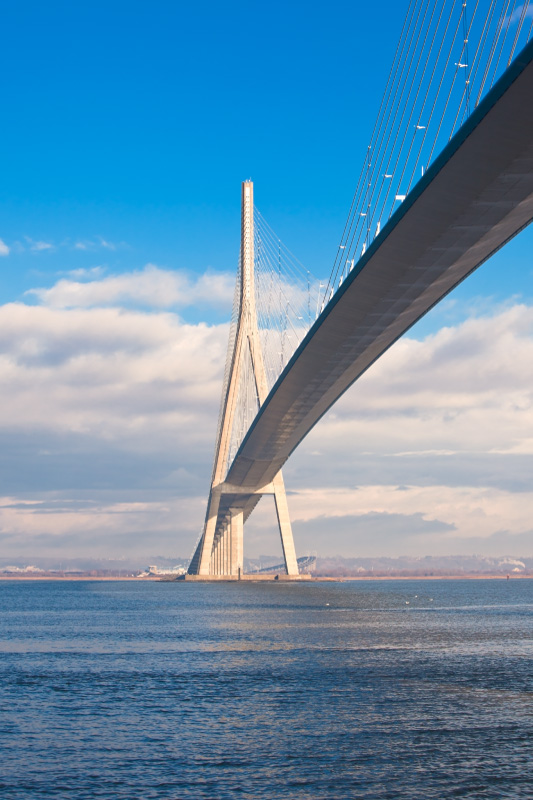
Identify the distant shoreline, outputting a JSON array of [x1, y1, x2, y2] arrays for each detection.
[[0, 574, 531, 582]]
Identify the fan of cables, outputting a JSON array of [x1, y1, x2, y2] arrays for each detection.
[[218, 209, 321, 473], [254, 208, 322, 391], [322, 0, 533, 308]]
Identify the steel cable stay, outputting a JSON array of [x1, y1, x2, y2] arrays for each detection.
[[507, 0, 531, 64], [457, 0, 500, 130], [361, 0, 444, 237], [375, 0, 462, 224], [371, 4, 453, 250], [436, 0, 505, 146], [323, 0, 533, 311], [401, 8, 464, 198], [254, 228, 304, 300], [254, 209, 320, 320], [325, 0, 427, 302], [254, 271, 297, 383], [454, 0, 531, 132], [227, 223, 313, 462], [381, 0, 454, 215], [476, 0, 513, 103], [324, 0, 421, 304], [404, 0, 469, 193], [488, 0, 519, 88], [443, 0, 478, 141], [526, 10, 533, 49], [254, 247, 312, 384], [431, 0, 479, 150], [254, 212, 320, 317], [255, 250, 309, 329], [344, 0, 457, 269], [363, 0, 438, 222], [254, 243, 308, 338], [444, 0, 528, 143], [334, 0, 453, 289], [464, 0, 472, 116], [209, 206, 319, 402], [255, 208, 312, 278]]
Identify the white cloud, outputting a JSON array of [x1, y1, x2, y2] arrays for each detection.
[[13, 237, 122, 254], [0, 301, 227, 437], [286, 485, 533, 555], [0, 239, 9, 256], [98, 237, 117, 250], [508, 4, 533, 24], [27, 264, 235, 310], [65, 266, 106, 279], [73, 237, 123, 252], [0, 296, 227, 556], [0, 495, 204, 552], [0, 292, 531, 559], [25, 237, 54, 252]]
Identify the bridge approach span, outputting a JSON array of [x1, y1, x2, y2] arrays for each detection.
[[225, 39, 533, 495]]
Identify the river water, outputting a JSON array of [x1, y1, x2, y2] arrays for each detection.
[[0, 579, 531, 799]]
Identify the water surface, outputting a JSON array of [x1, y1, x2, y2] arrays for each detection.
[[0, 579, 531, 799]]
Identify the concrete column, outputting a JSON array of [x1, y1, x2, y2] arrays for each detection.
[[221, 529, 227, 575], [226, 521, 232, 575], [223, 525, 229, 575], [230, 509, 243, 576]]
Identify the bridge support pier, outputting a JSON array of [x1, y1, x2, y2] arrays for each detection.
[[195, 478, 297, 578]]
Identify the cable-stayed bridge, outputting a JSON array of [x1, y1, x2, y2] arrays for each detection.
[[187, 2, 533, 578]]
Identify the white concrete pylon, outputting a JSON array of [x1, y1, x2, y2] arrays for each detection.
[[190, 182, 299, 578]]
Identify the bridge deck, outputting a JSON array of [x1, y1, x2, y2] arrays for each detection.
[[222, 39, 533, 505]]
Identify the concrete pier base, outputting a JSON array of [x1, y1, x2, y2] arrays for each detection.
[[177, 573, 311, 582]]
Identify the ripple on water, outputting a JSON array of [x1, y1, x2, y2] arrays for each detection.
[[0, 578, 531, 799]]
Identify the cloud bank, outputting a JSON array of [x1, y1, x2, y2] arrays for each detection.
[[27, 264, 235, 310], [0, 269, 532, 561]]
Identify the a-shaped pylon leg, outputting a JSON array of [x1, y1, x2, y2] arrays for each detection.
[[272, 473, 298, 575]]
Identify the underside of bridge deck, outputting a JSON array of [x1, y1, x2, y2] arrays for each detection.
[[225, 38, 533, 494]]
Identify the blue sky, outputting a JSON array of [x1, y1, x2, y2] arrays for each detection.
[[1, 1, 410, 296], [1, 0, 532, 565], [2, 0, 532, 309]]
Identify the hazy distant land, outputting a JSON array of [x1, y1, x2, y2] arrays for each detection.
[[1, 553, 531, 579]]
